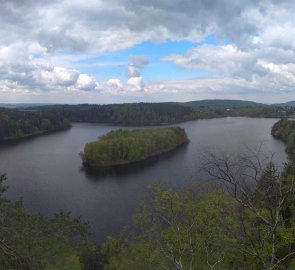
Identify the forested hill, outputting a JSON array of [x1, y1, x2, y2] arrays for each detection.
[[0, 103, 55, 109], [0, 108, 70, 141], [3, 99, 295, 109], [183, 99, 266, 109], [273, 101, 295, 107], [34, 102, 294, 124]]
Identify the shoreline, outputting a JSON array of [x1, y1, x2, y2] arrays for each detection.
[[0, 115, 284, 145]]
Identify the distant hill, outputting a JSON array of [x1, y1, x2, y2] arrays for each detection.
[[0, 103, 56, 108], [2, 100, 295, 110], [272, 101, 295, 107], [182, 99, 267, 109]]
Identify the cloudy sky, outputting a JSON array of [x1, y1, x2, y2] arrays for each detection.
[[1, 0, 295, 104]]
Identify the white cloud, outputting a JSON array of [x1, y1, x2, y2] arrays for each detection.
[[127, 54, 149, 78], [127, 77, 144, 92], [2, 0, 294, 54], [107, 78, 123, 89], [162, 45, 249, 75], [1, 0, 295, 102], [32, 67, 79, 87], [0, 42, 101, 95], [127, 65, 141, 78], [75, 74, 99, 91], [128, 55, 149, 69], [162, 41, 295, 97]]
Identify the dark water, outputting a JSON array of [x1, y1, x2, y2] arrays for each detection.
[[0, 117, 288, 242]]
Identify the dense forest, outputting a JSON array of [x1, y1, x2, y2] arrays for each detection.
[[80, 127, 189, 167], [1, 101, 295, 142], [34, 103, 295, 125], [34, 103, 216, 125], [0, 108, 70, 142]]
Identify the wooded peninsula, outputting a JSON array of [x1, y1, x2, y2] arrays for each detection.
[[0, 108, 70, 142], [80, 127, 189, 167], [271, 118, 295, 154]]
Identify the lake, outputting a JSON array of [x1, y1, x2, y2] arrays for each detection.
[[0, 117, 288, 242]]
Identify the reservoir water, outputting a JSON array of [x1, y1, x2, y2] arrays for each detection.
[[0, 117, 288, 242]]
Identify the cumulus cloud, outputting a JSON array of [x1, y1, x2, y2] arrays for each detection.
[[127, 55, 149, 77], [32, 67, 79, 87], [125, 55, 149, 91], [0, 42, 101, 95], [2, 0, 295, 102], [107, 79, 123, 89], [127, 65, 140, 78], [162, 42, 295, 95], [75, 74, 99, 91], [127, 77, 144, 91]]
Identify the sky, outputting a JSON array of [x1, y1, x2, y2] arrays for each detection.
[[1, 0, 295, 104]]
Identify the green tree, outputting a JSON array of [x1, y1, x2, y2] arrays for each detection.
[[0, 175, 93, 270], [104, 184, 239, 270]]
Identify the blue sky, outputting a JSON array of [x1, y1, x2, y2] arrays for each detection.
[[67, 36, 222, 82], [1, 0, 295, 103]]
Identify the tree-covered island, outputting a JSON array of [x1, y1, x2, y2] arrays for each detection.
[[80, 127, 189, 167]]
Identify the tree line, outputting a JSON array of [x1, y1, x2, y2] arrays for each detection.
[[1, 103, 295, 142], [28, 103, 295, 125], [35, 103, 211, 125]]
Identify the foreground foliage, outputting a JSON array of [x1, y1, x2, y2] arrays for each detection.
[[0, 174, 96, 270], [101, 162, 295, 270], [80, 127, 189, 167]]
